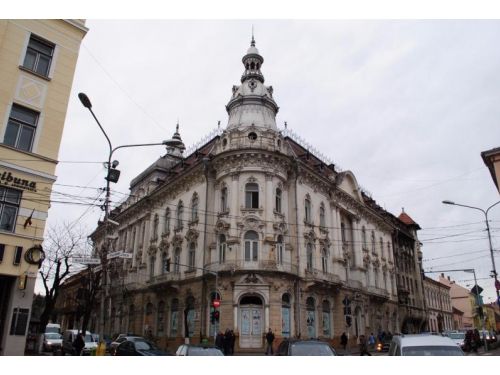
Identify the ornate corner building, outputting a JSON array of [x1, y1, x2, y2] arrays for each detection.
[[84, 37, 426, 352], [0, 20, 87, 355]]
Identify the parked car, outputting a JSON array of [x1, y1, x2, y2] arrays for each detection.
[[110, 334, 143, 355], [175, 344, 224, 356], [45, 323, 61, 334], [376, 339, 391, 353], [61, 330, 98, 355], [115, 338, 169, 356], [388, 334, 464, 356], [276, 339, 337, 356], [447, 331, 466, 349], [42, 332, 62, 352]]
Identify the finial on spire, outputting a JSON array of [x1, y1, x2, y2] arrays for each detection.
[[251, 25, 255, 47], [176, 120, 179, 133]]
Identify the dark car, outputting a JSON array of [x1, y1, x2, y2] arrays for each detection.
[[176, 344, 224, 356], [110, 334, 143, 355], [276, 339, 337, 356], [376, 339, 391, 353], [115, 338, 170, 356]]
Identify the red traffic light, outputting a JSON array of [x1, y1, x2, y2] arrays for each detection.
[[213, 299, 221, 308]]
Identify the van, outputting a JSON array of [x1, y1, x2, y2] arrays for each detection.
[[45, 323, 61, 334], [388, 334, 464, 356], [62, 330, 98, 355]]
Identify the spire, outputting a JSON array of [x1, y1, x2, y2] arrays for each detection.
[[251, 25, 255, 47], [165, 122, 185, 158]]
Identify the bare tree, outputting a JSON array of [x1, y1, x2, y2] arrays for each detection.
[[38, 223, 89, 334]]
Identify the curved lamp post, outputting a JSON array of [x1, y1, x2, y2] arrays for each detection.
[[442, 200, 500, 309], [78, 92, 176, 345]]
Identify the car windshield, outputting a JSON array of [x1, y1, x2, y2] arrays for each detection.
[[135, 341, 155, 350], [188, 347, 223, 356], [402, 346, 464, 356], [45, 333, 61, 340], [448, 333, 465, 340], [290, 343, 336, 356]]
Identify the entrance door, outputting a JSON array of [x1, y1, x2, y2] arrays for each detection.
[[239, 295, 263, 349]]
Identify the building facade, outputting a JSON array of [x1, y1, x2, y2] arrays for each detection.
[[439, 274, 476, 330], [85, 38, 424, 352], [0, 19, 87, 355], [423, 276, 453, 332]]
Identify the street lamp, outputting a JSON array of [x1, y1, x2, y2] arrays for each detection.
[[442, 200, 500, 308], [78, 92, 172, 347]]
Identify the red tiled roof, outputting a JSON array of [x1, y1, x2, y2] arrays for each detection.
[[398, 211, 421, 229]]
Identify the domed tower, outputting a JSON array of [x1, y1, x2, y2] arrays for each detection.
[[226, 36, 279, 131]]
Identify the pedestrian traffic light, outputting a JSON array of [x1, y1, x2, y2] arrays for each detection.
[[342, 296, 351, 307], [213, 310, 220, 322], [210, 311, 215, 324], [343, 306, 352, 316]]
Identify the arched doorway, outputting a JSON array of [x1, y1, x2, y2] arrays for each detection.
[[239, 295, 263, 349]]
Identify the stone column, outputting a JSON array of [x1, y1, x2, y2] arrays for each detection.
[[233, 304, 238, 331], [265, 304, 270, 331]]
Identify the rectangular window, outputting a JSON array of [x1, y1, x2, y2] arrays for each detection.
[[0, 187, 21, 232], [9, 308, 30, 336], [245, 242, 250, 261], [13, 247, 23, 265], [0, 244, 4, 262], [4, 104, 39, 152], [22, 35, 55, 77]]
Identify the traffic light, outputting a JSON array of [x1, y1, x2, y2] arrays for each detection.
[[343, 306, 352, 316], [345, 315, 352, 327], [210, 311, 215, 324], [106, 168, 121, 183], [165, 258, 171, 272], [213, 310, 220, 322], [476, 306, 484, 319]]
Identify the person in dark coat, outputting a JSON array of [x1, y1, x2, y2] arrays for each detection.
[[359, 334, 371, 356], [223, 329, 232, 355], [73, 332, 85, 356], [340, 332, 348, 352], [229, 329, 235, 355], [265, 328, 275, 355], [215, 331, 224, 351]]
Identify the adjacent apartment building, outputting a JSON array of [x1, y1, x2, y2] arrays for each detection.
[[0, 19, 87, 355], [423, 276, 453, 332]]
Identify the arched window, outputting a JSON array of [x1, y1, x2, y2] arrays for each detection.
[[319, 203, 325, 227], [170, 298, 179, 337], [387, 242, 392, 261], [275, 188, 282, 213], [157, 301, 165, 336], [140, 221, 146, 244], [220, 186, 228, 212], [188, 243, 196, 270], [321, 247, 328, 273], [174, 248, 181, 273], [371, 231, 376, 253], [153, 213, 159, 241], [341, 222, 346, 244], [164, 207, 170, 234], [185, 296, 195, 338], [282, 294, 291, 338], [361, 226, 367, 250], [149, 256, 155, 279], [245, 183, 259, 209], [176, 201, 183, 230], [306, 297, 316, 338], [380, 237, 384, 258], [322, 300, 331, 337], [244, 231, 259, 261], [305, 196, 311, 223], [218, 234, 226, 263], [306, 243, 313, 271], [191, 194, 198, 222], [276, 235, 284, 265]]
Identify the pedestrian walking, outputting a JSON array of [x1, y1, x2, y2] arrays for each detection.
[[265, 328, 275, 355], [340, 332, 348, 352], [223, 329, 232, 355], [359, 334, 371, 356], [229, 329, 235, 355], [368, 333, 376, 350], [73, 332, 85, 356], [215, 331, 224, 350]]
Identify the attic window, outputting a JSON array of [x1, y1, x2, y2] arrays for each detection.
[[248, 132, 257, 141], [222, 138, 228, 148]]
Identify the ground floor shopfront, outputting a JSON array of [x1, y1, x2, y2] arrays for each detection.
[[88, 270, 399, 352]]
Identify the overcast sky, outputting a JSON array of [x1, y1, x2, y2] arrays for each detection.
[[37, 20, 500, 303]]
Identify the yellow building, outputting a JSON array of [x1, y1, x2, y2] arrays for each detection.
[[0, 19, 87, 356]]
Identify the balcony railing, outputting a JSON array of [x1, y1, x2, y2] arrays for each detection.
[[367, 286, 390, 298], [305, 268, 342, 285], [204, 259, 298, 274]]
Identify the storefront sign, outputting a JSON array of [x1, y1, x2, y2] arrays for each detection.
[[0, 171, 37, 192]]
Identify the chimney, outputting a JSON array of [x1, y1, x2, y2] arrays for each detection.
[[441, 273, 444, 278]]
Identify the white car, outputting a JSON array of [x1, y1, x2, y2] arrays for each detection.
[[389, 334, 464, 356], [446, 331, 466, 350], [43, 332, 63, 352]]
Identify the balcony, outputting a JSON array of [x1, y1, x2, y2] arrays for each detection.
[[204, 259, 298, 275], [367, 286, 390, 300], [305, 268, 342, 286]]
